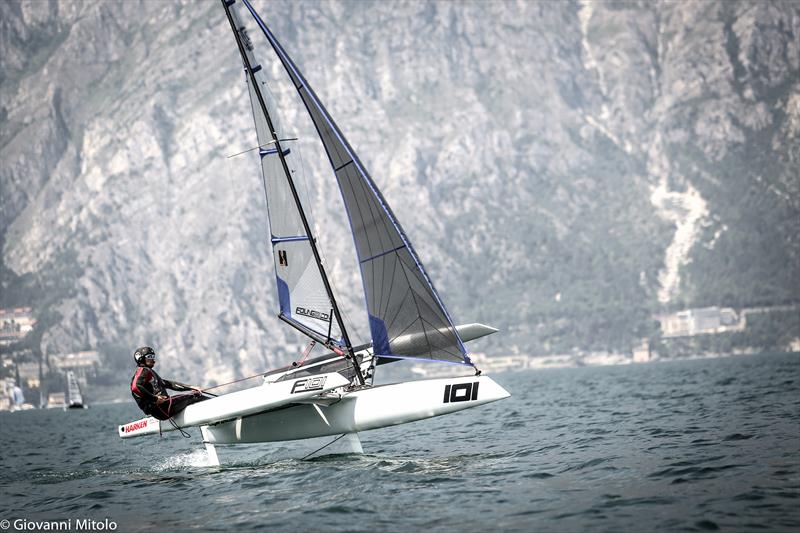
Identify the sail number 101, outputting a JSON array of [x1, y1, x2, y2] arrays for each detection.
[[443, 382, 479, 403]]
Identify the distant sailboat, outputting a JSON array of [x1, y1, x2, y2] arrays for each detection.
[[118, 0, 509, 464], [9, 381, 34, 412], [12, 383, 24, 407], [65, 370, 88, 410]]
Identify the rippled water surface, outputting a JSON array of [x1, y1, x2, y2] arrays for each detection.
[[1, 353, 798, 532]]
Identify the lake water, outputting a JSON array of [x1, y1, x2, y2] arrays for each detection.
[[1, 353, 798, 532]]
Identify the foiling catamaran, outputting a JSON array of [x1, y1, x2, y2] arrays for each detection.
[[118, 0, 510, 464]]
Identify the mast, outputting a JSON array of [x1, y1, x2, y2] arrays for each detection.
[[221, 0, 364, 384]]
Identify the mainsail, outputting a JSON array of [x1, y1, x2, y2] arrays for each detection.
[[237, 0, 471, 366]]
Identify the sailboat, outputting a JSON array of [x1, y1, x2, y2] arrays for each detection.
[[65, 370, 88, 410], [118, 0, 510, 464]]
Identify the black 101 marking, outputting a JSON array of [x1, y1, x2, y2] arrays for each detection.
[[443, 382, 479, 403]]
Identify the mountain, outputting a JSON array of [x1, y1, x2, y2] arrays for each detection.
[[1, 0, 797, 384]]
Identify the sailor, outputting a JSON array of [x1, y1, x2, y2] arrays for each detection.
[[130, 346, 207, 420]]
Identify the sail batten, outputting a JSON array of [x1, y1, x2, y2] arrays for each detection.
[[360, 245, 406, 265], [240, 0, 470, 365], [271, 235, 308, 241]]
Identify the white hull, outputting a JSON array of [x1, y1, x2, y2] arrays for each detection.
[[203, 375, 509, 444], [119, 374, 509, 445], [119, 372, 349, 438]]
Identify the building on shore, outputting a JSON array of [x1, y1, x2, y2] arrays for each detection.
[[0, 307, 35, 346], [1, 354, 15, 371], [632, 339, 651, 363], [657, 307, 742, 338], [527, 354, 574, 368], [0, 378, 15, 411], [581, 351, 631, 366], [50, 350, 101, 386], [47, 392, 66, 408], [17, 361, 41, 388]]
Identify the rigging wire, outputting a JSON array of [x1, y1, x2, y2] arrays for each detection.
[[197, 339, 318, 392], [199, 372, 267, 393], [301, 433, 348, 460], [292, 340, 316, 367], [167, 417, 192, 439]]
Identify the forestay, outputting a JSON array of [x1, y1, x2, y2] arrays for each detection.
[[239, 0, 471, 366]]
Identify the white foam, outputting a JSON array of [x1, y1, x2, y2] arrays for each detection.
[[153, 449, 216, 470]]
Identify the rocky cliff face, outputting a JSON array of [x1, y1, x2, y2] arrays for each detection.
[[1, 0, 797, 383]]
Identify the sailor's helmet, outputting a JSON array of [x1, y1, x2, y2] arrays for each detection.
[[133, 346, 156, 366]]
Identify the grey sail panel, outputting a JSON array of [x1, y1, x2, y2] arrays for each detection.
[[241, 0, 469, 364], [362, 248, 465, 361], [231, 2, 344, 347], [336, 163, 405, 261]]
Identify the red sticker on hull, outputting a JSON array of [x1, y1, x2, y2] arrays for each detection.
[[124, 419, 148, 433]]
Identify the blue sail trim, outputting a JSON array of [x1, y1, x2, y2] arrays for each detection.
[[276, 276, 291, 316], [368, 314, 390, 356], [375, 353, 475, 367], [271, 235, 309, 244], [241, 0, 469, 361], [360, 244, 406, 264], [259, 147, 291, 158]]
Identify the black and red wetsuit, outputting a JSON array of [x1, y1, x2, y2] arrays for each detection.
[[130, 366, 206, 420]]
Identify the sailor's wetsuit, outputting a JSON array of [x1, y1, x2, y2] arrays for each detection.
[[130, 366, 206, 420]]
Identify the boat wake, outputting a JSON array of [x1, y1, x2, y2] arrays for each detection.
[[152, 449, 217, 470]]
